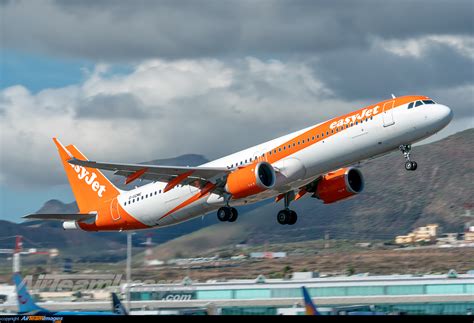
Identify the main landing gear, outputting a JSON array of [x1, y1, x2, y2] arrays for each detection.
[[399, 144, 417, 171], [277, 192, 298, 225], [217, 206, 238, 222]]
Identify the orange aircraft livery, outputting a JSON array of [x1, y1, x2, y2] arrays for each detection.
[[25, 95, 452, 230]]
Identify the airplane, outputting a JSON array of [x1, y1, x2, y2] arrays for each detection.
[[302, 286, 320, 315], [24, 95, 452, 230], [13, 273, 128, 315]]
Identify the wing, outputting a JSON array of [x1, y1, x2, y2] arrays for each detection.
[[68, 157, 231, 190], [23, 213, 96, 221]]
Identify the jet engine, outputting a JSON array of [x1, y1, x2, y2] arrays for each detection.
[[312, 167, 364, 204], [225, 162, 276, 199]]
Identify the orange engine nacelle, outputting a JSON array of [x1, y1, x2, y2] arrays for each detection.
[[225, 162, 276, 199], [314, 167, 364, 204]]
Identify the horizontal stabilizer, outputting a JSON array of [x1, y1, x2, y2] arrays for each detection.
[[22, 213, 96, 221]]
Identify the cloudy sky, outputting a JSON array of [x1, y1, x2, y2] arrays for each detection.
[[1, 0, 473, 221]]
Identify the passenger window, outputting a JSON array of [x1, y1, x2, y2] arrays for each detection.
[[317, 135, 319, 138], [302, 140, 305, 144], [321, 133, 324, 137], [415, 101, 423, 107], [132, 199, 135, 203], [159, 190, 162, 193]]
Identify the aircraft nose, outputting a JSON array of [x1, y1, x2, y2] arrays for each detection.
[[435, 104, 453, 125]]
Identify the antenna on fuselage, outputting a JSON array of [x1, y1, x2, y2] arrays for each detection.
[[391, 93, 396, 99]]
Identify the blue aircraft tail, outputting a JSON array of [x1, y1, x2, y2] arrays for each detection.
[[13, 273, 50, 315], [112, 293, 128, 315], [302, 286, 320, 315]]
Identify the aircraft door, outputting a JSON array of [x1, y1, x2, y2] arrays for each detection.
[[382, 100, 395, 127], [110, 198, 121, 221]]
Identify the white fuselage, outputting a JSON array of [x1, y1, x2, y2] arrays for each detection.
[[116, 99, 452, 228]]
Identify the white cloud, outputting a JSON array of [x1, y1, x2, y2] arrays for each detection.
[[0, 58, 352, 188], [375, 35, 474, 59]]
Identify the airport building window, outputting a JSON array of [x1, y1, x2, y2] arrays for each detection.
[[426, 284, 464, 295], [234, 289, 271, 299], [196, 290, 232, 300]]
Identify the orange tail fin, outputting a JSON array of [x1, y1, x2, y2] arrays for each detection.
[[53, 138, 121, 213]]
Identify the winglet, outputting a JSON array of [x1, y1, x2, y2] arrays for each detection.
[[52, 137, 73, 159]]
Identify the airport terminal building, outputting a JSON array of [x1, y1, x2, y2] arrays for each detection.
[[127, 272, 474, 315]]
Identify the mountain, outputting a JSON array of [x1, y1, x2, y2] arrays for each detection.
[[147, 128, 474, 259], [3, 130, 473, 261], [0, 154, 211, 261]]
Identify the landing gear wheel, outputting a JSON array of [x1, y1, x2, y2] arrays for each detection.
[[287, 210, 298, 225], [217, 207, 231, 222], [228, 207, 238, 222], [404, 161, 417, 171], [400, 144, 417, 171], [277, 210, 289, 225]]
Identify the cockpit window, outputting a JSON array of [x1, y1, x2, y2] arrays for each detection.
[[407, 102, 414, 109], [415, 100, 424, 107], [422, 100, 435, 105]]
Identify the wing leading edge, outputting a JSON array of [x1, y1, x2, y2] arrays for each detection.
[[67, 157, 230, 188]]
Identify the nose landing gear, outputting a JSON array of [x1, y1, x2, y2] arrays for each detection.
[[400, 144, 418, 171]]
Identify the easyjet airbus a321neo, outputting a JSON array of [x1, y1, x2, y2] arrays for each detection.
[[25, 95, 453, 231]]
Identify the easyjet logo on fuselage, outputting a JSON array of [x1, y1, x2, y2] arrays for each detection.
[[329, 106, 380, 129], [70, 164, 106, 197]]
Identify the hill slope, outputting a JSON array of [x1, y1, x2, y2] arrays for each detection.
[[149, 128, 474, 259], [2, 130, 473, 261]]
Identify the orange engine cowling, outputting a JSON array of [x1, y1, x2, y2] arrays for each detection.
[[314, 167, 364, 204], [225, 162, 276, 199]]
